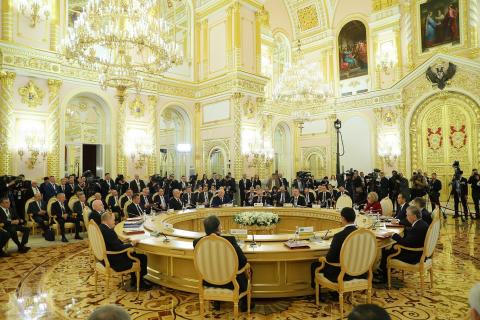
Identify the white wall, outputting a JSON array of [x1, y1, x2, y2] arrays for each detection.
[[340, 115, 373, 172]]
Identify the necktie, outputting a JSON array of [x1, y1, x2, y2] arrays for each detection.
[[281, 193, 284, 202], [161, 196, 165, 206], [306, 194, 309, 203], [188, 194, 190, 203], [37, 201, 41, 209], [81, 202, 85, 210], [60, 203, 65, 213], [115, 196, 118, 205], [294, 197, 298, 206], [6, 208, 11, 220], [136, 204, 141, 214], [62, 186, 65, 192], [144, 196, 149, 205]]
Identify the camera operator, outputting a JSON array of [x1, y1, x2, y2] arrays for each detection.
[[115, 175, 129, 195], [378, 171, 390, 200], [451, 170, 469, 220], [410, 170, 427, 199], [468, 169, 480, 219], [428, 173, 442, 211]]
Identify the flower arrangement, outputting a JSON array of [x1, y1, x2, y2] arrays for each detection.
[[233, 211, 280, 227]]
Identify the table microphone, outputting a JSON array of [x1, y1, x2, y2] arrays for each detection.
[[160, 232, 170, 243]]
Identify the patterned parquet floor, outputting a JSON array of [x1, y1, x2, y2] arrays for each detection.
[[1, 217, 479, 319]]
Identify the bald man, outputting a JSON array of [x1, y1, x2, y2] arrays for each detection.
[[89, 199, 105, 226]]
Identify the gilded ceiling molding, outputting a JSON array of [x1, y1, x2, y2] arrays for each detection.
[[297, 5, 319, 32], [18, 80, 44, 108], [47, 79, 63, 178], [0, 71, 16, 175]]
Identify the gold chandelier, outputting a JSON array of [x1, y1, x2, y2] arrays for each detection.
[[61, 0, 184, 98]]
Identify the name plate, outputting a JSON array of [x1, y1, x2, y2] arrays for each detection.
[[312, 204, 321, 209], [197, 205, 205, 209], [229, 229, 248, 239], [223, 203, 233, 207], [283, 203, 293, 207], [254, 203, 264, 207], [298, 226, 314, 237], [167, 209, 174, 213]]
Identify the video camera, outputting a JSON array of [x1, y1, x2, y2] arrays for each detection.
[[296, 171, 312, 180]]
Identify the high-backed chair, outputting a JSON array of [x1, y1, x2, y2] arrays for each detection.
[[118, 194, 127, 210], [336, 195, 353, 211], [315, 229, 377, 318], [87, 195, 96, 207], [123, 200, 132, 220], [380, 197, 394, 217], [47, 197, 75, 236], [87, 220, 140, 297], [24, 197, 38, 235], [68, 195, 79, 212], [193, 234, 251, 319], [387, 217, 441, 295], [151, 192, 159, 203]]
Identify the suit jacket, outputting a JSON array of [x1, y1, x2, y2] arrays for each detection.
[[0, 206, 22, 228], [292, 179, 305, 191], [51, 201, 69, 220], [323, 225, 358, 282], [64, 184, 77, 199], [27, 200, 46, 218], [251, 179, 262, 188], [428, 179, 442, 197], [42, 183, 58, 200], [451, 177, 468, 196], [24, 186, 41, 200], [275, 192, 291, 205], [153, 194, 169, 210], [290, 195, 307, 207], [127, 202, 144, 217], [303, 191, 316, 207], [196, 192, 212, 205], [101, 179, 116, 197], [395, 203, 410, 226], [72, 201, 87, 216], [139, 195, 152, 213], [89, 210, 102, 225], [421, 208, 432, 226], [239, 179, 252, 195], [181, 193, 195, 208], [333, 190, 350, 201], [99, 223, 134, 272], [211, 195, 231, 208], [168, 197, 184, 210], [116, 182, 129, 195], [56, 184, 68, 195], [120, 196, 132, 209], [107, 195, 121, 211], [279, 178, 289, 188], [251, 196, 271, 206], [392, 219, 429, 264], [130, 179, 146, 194]]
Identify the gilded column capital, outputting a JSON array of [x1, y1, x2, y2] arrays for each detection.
[[47, 79, 63, 98], [0, 71, 16, 87], [232, 92, 244, 103], [194, 102, 201, 112]]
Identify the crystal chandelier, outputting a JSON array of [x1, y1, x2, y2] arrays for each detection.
[[273, 40, 331, 105], [15, 0, 50, 27], [61, 0, 184, 99]]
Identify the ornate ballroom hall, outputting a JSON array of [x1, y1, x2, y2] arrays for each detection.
[[1, 0, 480, 319]]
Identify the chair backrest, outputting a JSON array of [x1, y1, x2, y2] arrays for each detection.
[[336, 195, 353, 210], [87, 195, 96, 206], [87, 220, 108, 264], [119, 194, 126, 209], [193, 234, 239, 286], [430, 208, 440, 221], [105, 194, 112, 206], [24, 197, 35, 215], [424, 218, 441, 258], [46, 197, 57, 217], [68, 195, 78, 211], [83, 206, 92, 226], [340, 229, 377, 276], [380, 197, 393, 217], [123, 200, 132, 218], [152, 192, 159, 203]]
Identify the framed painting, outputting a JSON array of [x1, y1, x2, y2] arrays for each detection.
[[420, 0, 460, 52], [338, 20, 368, 81]]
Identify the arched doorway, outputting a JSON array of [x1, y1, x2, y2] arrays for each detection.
[[273, 122, 292, 179], [410, 92, 479, 200], [158, 106, 192, 178], [64, 94, 109, 177], [209, 147, 227, 177], [305, 152, 326, 179]]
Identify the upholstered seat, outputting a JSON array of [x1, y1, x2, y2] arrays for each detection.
[[336, 195, 352, 210], [387, 214, 441, 295], [194, 234, 251, 319], [315, 229, 377, 318], [380, 197, 394, 217], [47, 197, 75, 236], [87, 220, 140, 297], [24, 197, 38, 235], [123, 200, 132, 220]]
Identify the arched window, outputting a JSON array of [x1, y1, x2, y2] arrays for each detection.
[[273, 122, 292, 180]]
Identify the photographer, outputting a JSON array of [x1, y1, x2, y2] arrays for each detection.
[[410, 170, 427, 199], [468, 169, 480, 219], [428, 173, 442, 211], [451, 170, 469, 220]]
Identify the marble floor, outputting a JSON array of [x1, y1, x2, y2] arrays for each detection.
[[1, 216, 479, 320]]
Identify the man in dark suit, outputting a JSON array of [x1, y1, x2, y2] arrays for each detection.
[[64, 175, 77, 200], [153, 188, 169, 211], [100, 173, 116, 198], [196, 186, 212, 207], [468, 170, 480, 220], [120, 189, 133, 210], [211, 188, 231, 208], [130, 174, 146, 194], [278, 173, 289, 188], [290, 188, 307, 207], [57, 178, 68, 195], [251, 190, 270, 206], [179, 176, 189, 191], [333, 185, 349, 201], [181, 186, 195, 209], [238, 174, 251, 206], [127, 194, 145, 217], [72, 193, 87, 238], [276, 186, 290, 206], [140, 188, 152, 214], [377, 206, 429, 282], [42, 176, 58, 200], [193, 215, 250, 312], [168, 189, 184, 210], [292, 174, 305, 192], [428, 172, 442, 212], [89, 200, 104, 225], [451, 170, 469, 220], [412, 197, 432, 225], [99, 211, 151, 290], [27, 193, 50, 235], [311, 207, 358, 286], [394, 192, 410, 226], [51, 193, 82, 242], [303, 187, 316, 208], [24, 180, 41, 201], [0, 197, 30, 253], [107, 189, 122, 219]]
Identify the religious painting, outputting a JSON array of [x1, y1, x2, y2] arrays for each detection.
[[338, 21, 368, 81], [420, 0, 460, 52]]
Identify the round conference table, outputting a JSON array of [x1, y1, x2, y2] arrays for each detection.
[[114, 207, 402, 298]]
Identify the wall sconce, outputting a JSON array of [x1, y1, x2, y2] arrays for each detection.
[[378, 133, 401, 166], [376, 41, 397, 75], [125, 130, 153, 169], [15, 0, 50, 27], [17, 134, 48, 169], [292, 111, 311, 133]]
